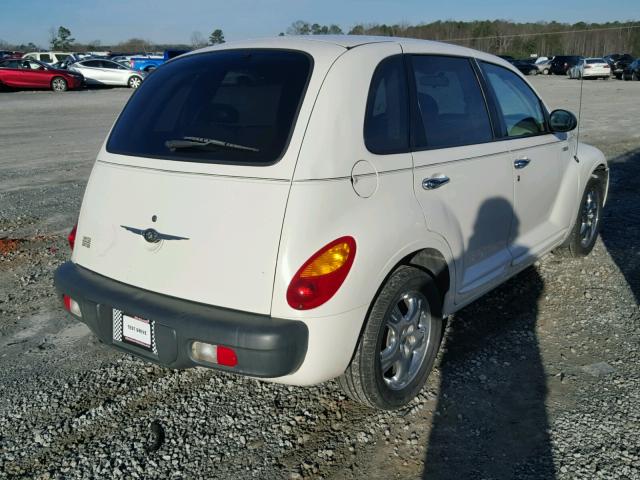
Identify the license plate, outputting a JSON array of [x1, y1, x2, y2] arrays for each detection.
[[122, 315, 152, 349], [113, 309, 155, 353]]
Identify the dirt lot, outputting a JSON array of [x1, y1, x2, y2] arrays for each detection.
[[0, 76, 639, 480]]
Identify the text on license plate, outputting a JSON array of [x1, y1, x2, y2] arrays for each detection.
[[122, 314, 152, 349]]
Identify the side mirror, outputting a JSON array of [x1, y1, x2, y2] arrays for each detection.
[[549, 109, 577, 133]]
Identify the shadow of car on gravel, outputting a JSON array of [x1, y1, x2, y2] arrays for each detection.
[[599, 148, 640, 304], [422, 198, 556, 479]]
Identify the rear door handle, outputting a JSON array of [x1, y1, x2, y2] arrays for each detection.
[[422, 175, 450, 190], [514, 158, 531, 169]]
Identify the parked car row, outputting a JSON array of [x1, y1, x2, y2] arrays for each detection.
[[0, 52, 155, 92], [505, 53, 637, 80]]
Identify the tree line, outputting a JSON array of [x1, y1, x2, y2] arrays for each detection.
[[348, 20, 640, 57], [285, 20, 640, 57], [2, 20, 638, 57]]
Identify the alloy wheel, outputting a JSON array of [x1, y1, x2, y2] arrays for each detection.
[[580, 188, 600, 247], [52, 78, 67, 92], [380, 292, 431, 391]]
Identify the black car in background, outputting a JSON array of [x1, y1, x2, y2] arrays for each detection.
[[510, 59, 539, 75], [605, 53, 635, 79], [550, 55, 583, 75], [497, 56, 539, 75], [622, 59, 640, 81]]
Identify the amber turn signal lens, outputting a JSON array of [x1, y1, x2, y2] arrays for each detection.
[[300, 242, 351, 278]]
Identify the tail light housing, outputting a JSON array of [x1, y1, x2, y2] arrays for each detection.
[[287, 236, 356, 310], [68, 224, 77, 250], [191, 342, 238, 367], [63, 294, 82, 317]]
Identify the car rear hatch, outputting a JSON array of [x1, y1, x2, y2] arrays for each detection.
[[71, 45, 343, 315]]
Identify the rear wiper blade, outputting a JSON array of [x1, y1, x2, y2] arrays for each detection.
[[165, 136, 259, 152]]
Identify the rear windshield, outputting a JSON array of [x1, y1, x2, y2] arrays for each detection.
[[586, 58, 605, 64], [107, 49, 313, 165]]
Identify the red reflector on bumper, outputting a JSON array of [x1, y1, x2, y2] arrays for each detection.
[[63, 294, 82, 317], [217, 346, 238, 367], [63, 294, 71, 311]]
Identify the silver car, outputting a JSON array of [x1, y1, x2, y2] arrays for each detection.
[[69, 59, 146, 88]]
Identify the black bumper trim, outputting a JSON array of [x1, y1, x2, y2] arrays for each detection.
[[54, 262, 308, 377]]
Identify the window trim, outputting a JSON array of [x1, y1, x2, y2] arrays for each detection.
[[105, 48, 315, 167], [363, 54, 411, 155], [407, 53, 497, 152], [477, 60, 552, 141]]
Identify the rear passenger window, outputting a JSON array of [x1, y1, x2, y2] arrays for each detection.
[[480, 62, 547, 137], [410, 55, 493, 149], [40, 54, 51, 63], [364, 56, 409, 154]]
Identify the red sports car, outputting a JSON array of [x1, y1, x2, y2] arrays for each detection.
[[0, 58, 84, 92]]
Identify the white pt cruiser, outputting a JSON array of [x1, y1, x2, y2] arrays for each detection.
[[55, 36, 608, 410]]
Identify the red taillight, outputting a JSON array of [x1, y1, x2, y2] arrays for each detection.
[[63, 294, 72, 311], [584, 65, 592, 69], [287, 236, 356, 310], [68, 224, 77, 250], [217, 346, 238, 367]]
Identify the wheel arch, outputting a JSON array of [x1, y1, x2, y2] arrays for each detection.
[[592, 163, 609, 206], [577, 142, 609, 205], [406, 248, 451, 316]]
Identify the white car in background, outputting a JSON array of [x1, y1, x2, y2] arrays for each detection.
[[569, 58, 611, 79], [55, 36, 608, 410], [69, 58, 146, 88], [23, 51, 73, 65]]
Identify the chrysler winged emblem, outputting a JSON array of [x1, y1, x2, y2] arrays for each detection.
[[121, 226, 189, 243]]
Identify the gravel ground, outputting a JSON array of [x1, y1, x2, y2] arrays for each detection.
[[0, 76, 639, 479]]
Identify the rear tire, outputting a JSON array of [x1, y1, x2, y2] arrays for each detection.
[[557, 176, 604, 258], [51, 77, 67, 92], [338, 266, 443, 410]]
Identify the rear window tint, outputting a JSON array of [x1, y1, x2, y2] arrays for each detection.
[[107, 50, 312, 165], [364, 55, 409, 154], [586, 59, 605, 64]]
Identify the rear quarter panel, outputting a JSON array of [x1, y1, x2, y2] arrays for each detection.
[[270, 43, 456, 382]]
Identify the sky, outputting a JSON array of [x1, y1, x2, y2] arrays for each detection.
[[1, 0, 639, 47]]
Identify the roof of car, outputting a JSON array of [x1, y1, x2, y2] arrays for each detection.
[[192, 35, 511, 68]]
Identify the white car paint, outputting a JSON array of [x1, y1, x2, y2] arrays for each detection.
[[22, 51, 72, 65], [569, 58, 611, 79], [71, 36, 608, 386], [69, 59, 145, 87]]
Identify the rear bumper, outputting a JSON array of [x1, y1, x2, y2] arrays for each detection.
[[54, 262, 308, 378]]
